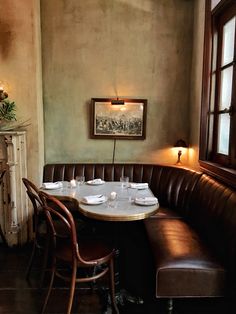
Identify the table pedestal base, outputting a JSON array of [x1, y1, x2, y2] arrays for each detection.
[[115, 288, 144, 306], [100, 287, 144, 314]]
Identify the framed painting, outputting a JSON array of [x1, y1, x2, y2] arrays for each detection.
[[90, 98, 147, 140]]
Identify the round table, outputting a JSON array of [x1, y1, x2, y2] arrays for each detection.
[[45, 181, 159, 221]]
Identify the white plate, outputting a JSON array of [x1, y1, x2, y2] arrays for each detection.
[[135, 199, 158, 206], [133, 186, 149, 190], [86, 180, 105, 185], [42, 183, 63, 190], [43, 186, 62, 190], [129, 184, 149, 190], [81, 197, 107, 205]]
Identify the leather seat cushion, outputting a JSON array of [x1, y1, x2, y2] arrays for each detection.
[[144, 218, 226, 297], [149, 207, 183, 219]]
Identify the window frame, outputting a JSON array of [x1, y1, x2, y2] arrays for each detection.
[[199, 0, 236, 189]]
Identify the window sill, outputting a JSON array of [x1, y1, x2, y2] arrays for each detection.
[[199, 160, 236, 190]]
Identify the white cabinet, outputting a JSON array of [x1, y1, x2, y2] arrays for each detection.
[[0, 131, 30, 246]]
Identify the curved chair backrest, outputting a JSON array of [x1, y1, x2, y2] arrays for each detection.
[[22, 177, 41, 206], [39, 191, 97, 267], [22, 178, 43, 230], [22, 177, 40, 195], [39, 192, 79, 257], [22, 178, 48, 284]]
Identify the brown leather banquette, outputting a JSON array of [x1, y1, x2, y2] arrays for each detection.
[[43, 163, 236, 310]]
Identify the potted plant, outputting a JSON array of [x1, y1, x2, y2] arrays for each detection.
[[0, 88, 29, 131], [0, 89, 16, 122]]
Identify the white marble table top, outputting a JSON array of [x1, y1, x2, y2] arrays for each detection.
[[42, 181, 159, 221]]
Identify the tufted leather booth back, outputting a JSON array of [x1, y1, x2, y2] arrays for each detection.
[[43, 163, 202, 216]]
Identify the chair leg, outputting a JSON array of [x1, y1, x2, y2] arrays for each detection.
[[167, 298, 173, 314], [39, 237, 50, 288], [41, 257, 56, 314], [0, 224, 7, 246], [67, 262, 77, 314], [25, 240, 37, 280], [109, 258, 119, 314]]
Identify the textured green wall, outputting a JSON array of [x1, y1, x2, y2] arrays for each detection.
[[0, 0, 44, 184], [41, 0, 194, 164]]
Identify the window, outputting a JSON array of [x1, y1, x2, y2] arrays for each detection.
[[200, 0, 236, 188]]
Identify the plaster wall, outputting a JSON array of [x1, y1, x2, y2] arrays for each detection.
[[41, 0, 194, 165], [189, 0, 205, 170], [0, 0, 44, 185]]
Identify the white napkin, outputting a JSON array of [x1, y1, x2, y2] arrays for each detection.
[[130, 183, 149, 189], [135, 197, 158, 205], [81, 194, 106, 204], [42, 182, 63, 189], [89, 178, 104, 184]]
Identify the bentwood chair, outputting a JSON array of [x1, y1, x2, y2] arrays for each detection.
[[22, 178, 48, 284], [39, 191, 119, 314]]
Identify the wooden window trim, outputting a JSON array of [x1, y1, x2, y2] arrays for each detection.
[[199, 0, 236, 189], [199, 160, 236, 189]]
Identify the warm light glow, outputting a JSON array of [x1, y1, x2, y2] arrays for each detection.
[[171, 147, 188, 165], [171, 147, 188, 155], [188, 148, 195, 160], [140, 147, 178, 164], [188, 147, 200, 169], [134, 146, 192, 166], [110, 103, 127, 111], [0, 81, 11, 94], [110, 104, 124, 110]]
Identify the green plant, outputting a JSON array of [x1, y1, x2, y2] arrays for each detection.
[[0, 99, 16, 121]]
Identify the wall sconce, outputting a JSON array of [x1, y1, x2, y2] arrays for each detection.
[[174, 139, 188, 165], [111, 98, 125, 105]]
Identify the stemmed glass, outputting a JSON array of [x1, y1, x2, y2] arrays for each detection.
[[76, 176, 85, 186]]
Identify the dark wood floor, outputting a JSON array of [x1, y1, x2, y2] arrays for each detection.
[[0, 243, 234, 314]]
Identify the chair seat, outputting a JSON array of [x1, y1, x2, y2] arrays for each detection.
[[56, 238, 115, 265]]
